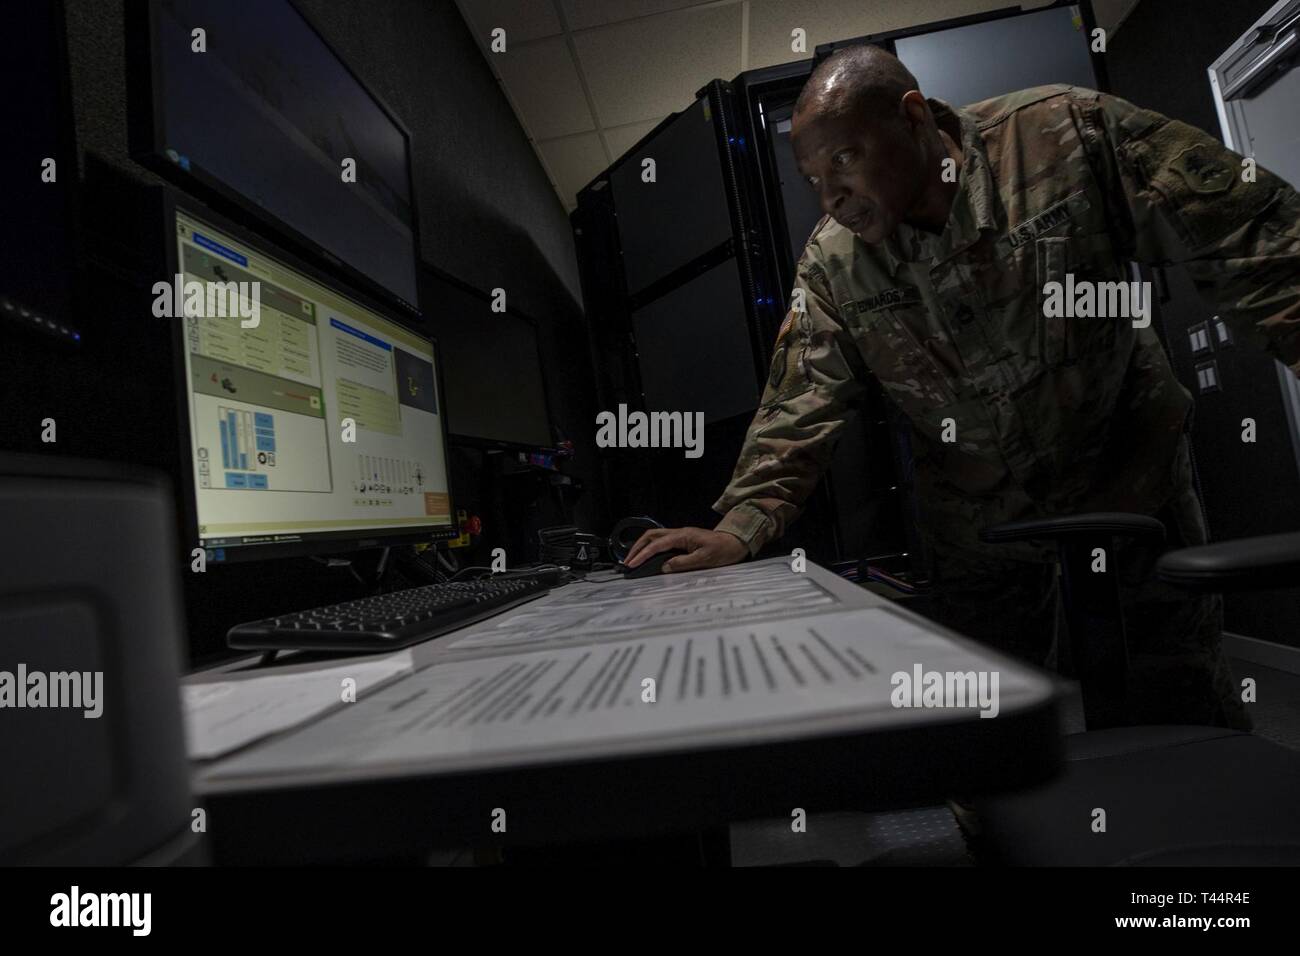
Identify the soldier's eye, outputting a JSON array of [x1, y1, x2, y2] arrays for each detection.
[[832, 150, 853, 169], [805, 175, 820, 188]]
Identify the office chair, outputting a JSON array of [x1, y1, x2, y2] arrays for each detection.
[[0, 453, 204, 865], [960, 513, 1300, 865]]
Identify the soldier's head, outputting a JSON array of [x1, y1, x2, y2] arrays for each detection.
[[792, 45, 952, 243]]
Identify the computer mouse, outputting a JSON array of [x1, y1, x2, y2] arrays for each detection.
[[621, 549, 689, 579]]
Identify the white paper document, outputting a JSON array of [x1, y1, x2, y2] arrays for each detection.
[[445, 560, 842, 652], [183, 651, 414, 759], [206, 606, 1042, 781]]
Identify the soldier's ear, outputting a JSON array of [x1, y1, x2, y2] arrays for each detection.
[[900, 91, 928, 130]]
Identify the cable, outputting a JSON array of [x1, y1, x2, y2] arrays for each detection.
[[577, 571, 628, 584], [448, 563, 569, 582]]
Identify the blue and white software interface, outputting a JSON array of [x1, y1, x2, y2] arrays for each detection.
[[175, 209, 452, 556]]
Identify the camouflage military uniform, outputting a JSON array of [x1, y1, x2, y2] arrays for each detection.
[[714, 85, 1300, 730]]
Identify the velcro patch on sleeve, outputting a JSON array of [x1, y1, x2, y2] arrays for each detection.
[[1141, 120, 1280, 249], [1169, 145, 1234, 195]]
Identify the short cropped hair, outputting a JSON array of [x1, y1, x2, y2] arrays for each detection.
[[794, 44, 920, 125]]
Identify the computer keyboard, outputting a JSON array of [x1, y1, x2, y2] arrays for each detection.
[[227, 576, 552, 652]]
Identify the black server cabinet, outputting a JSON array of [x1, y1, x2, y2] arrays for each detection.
[[573, 81, 895, 567], [1, 0, 94, 459]]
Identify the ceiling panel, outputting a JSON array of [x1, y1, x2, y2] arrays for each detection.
[[575, 3, 743, 128], [560, 0, 716, 32], [537, 132, 609, 209], [492, 35, 596, 139], [458, 0, 564, 46], [747, 0, 1012, 69], [603, 118, 666, 162]]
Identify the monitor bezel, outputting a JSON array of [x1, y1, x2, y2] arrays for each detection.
[[127, 0, 423, 318], [162, 189, 459, 565]]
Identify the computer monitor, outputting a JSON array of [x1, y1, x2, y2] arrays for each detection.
[[165, 195, 455, 562], [129, 0, 421, 315], [891, 4, 1099, 108], [418, 267, 554, 449]]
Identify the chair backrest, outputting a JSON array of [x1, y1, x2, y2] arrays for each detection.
[[0, 453, 201, 864]]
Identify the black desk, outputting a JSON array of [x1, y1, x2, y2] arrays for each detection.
[[189, 558, 1064, 863]]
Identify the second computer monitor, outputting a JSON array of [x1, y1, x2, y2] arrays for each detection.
[[169, 199, 455, 562]]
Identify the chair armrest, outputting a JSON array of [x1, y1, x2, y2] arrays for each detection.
[[1156, 531, 1300, 592], [979, 512, 1166, 545]]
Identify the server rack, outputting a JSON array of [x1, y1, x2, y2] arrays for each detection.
[[573, 80, 882, 566]]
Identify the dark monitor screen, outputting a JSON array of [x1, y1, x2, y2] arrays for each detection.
[[132, 0, 420, 314], [894, 4, 1098, 107], [167, 198, 455, 563], [419, 269, 553, 449]]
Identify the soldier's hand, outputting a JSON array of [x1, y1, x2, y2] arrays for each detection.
[[622, 526, 748, 574]]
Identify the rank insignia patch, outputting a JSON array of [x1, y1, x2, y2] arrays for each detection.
[[1170, 145, 1234, 195]]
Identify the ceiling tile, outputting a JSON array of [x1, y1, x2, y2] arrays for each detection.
[[561, 0, 715, 32], [575, 3, 743, 128], [603, 118, 665, 162], [456, 0, 563, 46], [747, 0, 1009, 70], [537, 132, 609, 204], [493, 35, 596, 139]]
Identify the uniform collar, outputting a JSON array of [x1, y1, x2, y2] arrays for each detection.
[[881, 98, 997, 274]]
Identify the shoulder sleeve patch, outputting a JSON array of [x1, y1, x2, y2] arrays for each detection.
[[1169, 144, 1235, 195], [1137, 119, 1281, 249]]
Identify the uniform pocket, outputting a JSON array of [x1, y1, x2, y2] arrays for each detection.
[[1036, 233, 1125, 366]]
